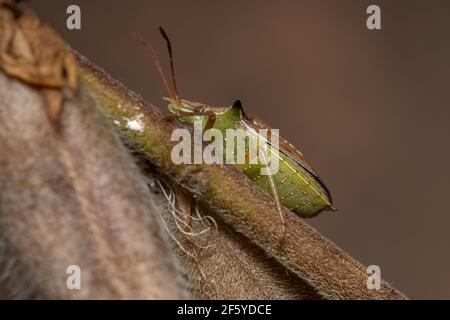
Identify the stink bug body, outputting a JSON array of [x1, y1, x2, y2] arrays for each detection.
[[138, 27, 335, 219], [165, 98, 334, 218]]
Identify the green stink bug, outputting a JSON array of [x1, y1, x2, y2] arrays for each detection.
[[165, 98, 334, 218], [138, 27, 335, 219]]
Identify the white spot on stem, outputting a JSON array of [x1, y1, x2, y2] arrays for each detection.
[[126, 114, 144, 132]]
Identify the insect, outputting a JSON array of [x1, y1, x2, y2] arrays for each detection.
[[138, 28, 335, 220]]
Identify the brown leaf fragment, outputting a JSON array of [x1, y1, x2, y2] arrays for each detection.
[[0, 3, 77, 121]]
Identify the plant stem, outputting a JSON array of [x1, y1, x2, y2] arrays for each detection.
[[76, 53, 407, 300]]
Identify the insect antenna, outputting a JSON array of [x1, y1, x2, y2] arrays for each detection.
[[134, 33, 177, 103], [159, 26, 183, 107]]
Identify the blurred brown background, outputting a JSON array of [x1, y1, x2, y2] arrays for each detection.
[[30, 0, 450, 299]]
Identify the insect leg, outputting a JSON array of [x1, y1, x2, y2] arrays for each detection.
[[259, 146, 286, 248]]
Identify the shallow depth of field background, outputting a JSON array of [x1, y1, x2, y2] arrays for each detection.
[[31, 0, 450, 299]]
